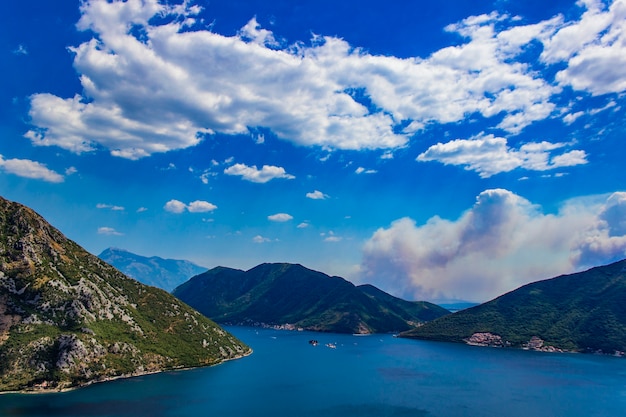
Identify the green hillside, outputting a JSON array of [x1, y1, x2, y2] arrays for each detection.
[[0, 196, 250, 392], [173, 263, 449, 334], [401, 259, 626, 353]]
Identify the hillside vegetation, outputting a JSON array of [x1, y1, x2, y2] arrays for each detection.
[[173, 263, 449, 334], [401, 259, 626, 353], [0, 196, 250, 392]]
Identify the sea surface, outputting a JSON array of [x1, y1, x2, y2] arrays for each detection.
[[1, 326, 625, 417]]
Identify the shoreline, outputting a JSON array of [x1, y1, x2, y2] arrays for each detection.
[[0, 348, 253, 396]]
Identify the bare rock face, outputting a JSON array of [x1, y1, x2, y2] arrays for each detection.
[[0, 196, 250, 392]]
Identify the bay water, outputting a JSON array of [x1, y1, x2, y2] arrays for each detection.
[[1, 326, 625, 416]]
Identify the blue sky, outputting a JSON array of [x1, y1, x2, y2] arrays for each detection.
[[2, 0, 626, 302]]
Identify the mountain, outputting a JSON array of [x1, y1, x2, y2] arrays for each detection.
[[98, 247, 207, 292], [0, 196, 250, 392], [172, 263, 449, 334], [357, 284, 449, 323], [400, 259, 626, 354]]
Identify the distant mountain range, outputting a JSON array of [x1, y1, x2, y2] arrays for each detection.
[[98, 248, 207, 291], [172, 263, 450, 334], [401, 259, 626, 354], [0, 196, 250, 392]]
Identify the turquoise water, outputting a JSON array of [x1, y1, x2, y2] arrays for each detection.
[[1, 326, 625, 416]]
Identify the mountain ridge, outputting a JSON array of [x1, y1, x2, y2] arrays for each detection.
[[400, 259, 626, 354], [98, 247, 207, 292], [173, 262, 449, 334]]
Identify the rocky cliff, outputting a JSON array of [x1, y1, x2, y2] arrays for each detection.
[[0, 196, 250, 392]]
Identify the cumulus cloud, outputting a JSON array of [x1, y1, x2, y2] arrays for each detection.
[[0, 155, 64, 183], [164, 199, 187, 214], [573, 192, 626, 266], [253, 235, 273, 243], [164, 199, 216, 213], [306, 190, 329, 200], [268, 213, 293, 222], [98, 226, 123, 236], [224, 163, 295, 183], [417, 134, 588, 177], [360, 189, 626, 302], [187, 200, 218, 213], [541, 0, 626, 95], [24, 0, 616, 159]]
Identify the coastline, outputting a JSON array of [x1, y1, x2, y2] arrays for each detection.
[[0, 348, 253, 396]]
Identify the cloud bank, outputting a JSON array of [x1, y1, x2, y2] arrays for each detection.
[[23, 0, 626, 161], [360, 189, 626, 302]]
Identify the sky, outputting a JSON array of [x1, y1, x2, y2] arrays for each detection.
[[1, 0, 626, 303]]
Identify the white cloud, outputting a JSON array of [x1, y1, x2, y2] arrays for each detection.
[[417, 134, 588, 177], [200, 171, 216, 184], [98, 226, 123, 236], [306, 190, 329, 200], [590, 100, 618, 115], [187, 200, 218, 213], [97, 203, 124, 211], [541, 0, 626, 95], [322, 231, 342, 242], [355, 167, 378, 175], [0, 155, 64, 183], [164, 199, 187, 214], [164, 199, 216, 213], [360, 189, 626, 302], [224, 163, 295, 183], [297, 222, 310, 228], [253, 235, 271, 243], [268, 213, 293, 222], [573, 192, 626, 266], [24, 0, 597, 159], [238, 17, 280, 47], [254, 133, 265, 144], [563, 111, 585, 125]]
